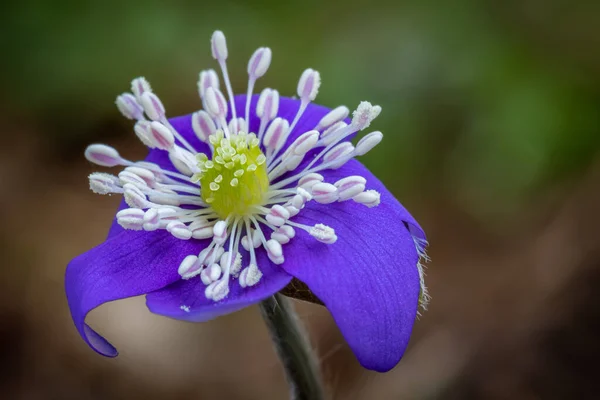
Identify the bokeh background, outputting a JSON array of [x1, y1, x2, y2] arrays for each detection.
[[1, 0, 600, 398]]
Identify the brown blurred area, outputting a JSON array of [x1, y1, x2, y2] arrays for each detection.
[[1, 0, 600, 399]]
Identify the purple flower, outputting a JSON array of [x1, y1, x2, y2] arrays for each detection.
[[66, 31, 429, 373]]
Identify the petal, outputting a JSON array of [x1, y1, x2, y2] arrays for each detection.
[[145, 249, 292, 322], [279, 159, 423, 372], [65, 230, 206, 356]]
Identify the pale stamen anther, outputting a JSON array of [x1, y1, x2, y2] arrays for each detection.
[[353, 190, 381, 208], [245, 47, 272, 125], [116, 93, 144, 121], [131, 77, 152, 102], [178, 255, 203, 280], [355, 131, 383, 156], [85, 144, 123, 167], [116, 208, 145, 230], [316, 105, 349, 131]]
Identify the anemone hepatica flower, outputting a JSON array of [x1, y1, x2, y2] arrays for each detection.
[[66, 30, 429, 373]]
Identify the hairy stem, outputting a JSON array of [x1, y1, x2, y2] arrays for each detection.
[[259, 293, 325, 400]]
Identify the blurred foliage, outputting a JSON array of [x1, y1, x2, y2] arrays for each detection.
[[1, 0, 599, 223]]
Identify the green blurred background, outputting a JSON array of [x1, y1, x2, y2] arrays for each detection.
[[1, 0, 600, 399]]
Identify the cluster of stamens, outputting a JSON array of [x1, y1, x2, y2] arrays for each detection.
[[85, 30, 391, 304], [194, 131, 269, 218]]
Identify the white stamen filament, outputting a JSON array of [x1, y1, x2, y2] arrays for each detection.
[[245, 47, 272, 126]]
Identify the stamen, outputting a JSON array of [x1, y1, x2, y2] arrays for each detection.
[[131, 86, 197, 152], [310, 182, 338, 204], [210, 30, 228, 61], [178, 255, 203, 280], [188, 219, 215, 239], [267, 130, 319, 175], [155, 207, 179, 228], [147, 191, 205, 207], [206, 218, 240, 300], [205, 277, 229, 301], [247, 47, 272, 80], [134, 161, 198, 185], [279, 101, 381, 182], [89, 173, 122, 195], [265, 239, 284, 265], [192, 110, 217, 143], [123, 184, 150, 208], [221, 251, 242, 277], [166, 221, 193, 240], [131, 77, 151, 101], [119, 170, 148, 189], [85, 144, 123, 167], [297, 68, 321, 102], [123, 166, 155, 187], [256, 88, 279, 141], [228, 117, 247, 134], [139, 92, 166, 121], [142, 208, 160, 231], [266, 204, 290, 227], [315, 105, 349, 131], [285, 204, 300, 217], [212, 220, 228, 245], [334, 176, 366, 201], [271, 225, 295, 244], [354, 131, 383, 156], [239, 263, 262, 288], [147, 121, 175, 150], [116, 93, 144, 121], [263, 117, 290, 156], [298, 173, 324, 190], [245, 47, 272, 125], [286, 69, 320, 138], [249, 216, 282, 265], [201, 263, 222, 285], [116, 208, 145, 230], [199, 244, 224, 266], [211, 30, 237, 122], [351, 101, 382, 131], [198, 69, 220, 99], [285, 220, 337, 244], [309, 223, 337, 244], [322, 141, 355, 169], [291, 187, 312, 208], [168, 146, 199, 176], [320, 121, 348, 146], [204, 87, 230, 137], [241, 227, 261, 251], [352, 189, 381, 208], [133, 121, 153, 147]]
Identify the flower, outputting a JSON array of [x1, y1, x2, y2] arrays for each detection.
[[66, 30, 428, 373]]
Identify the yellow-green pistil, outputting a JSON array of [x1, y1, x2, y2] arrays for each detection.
[[194, 131, 269, 219]]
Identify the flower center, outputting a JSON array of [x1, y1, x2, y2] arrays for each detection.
[[195, 131, 269, 219]]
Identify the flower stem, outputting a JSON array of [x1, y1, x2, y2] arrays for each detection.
[[259, 293, 325, 400]]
